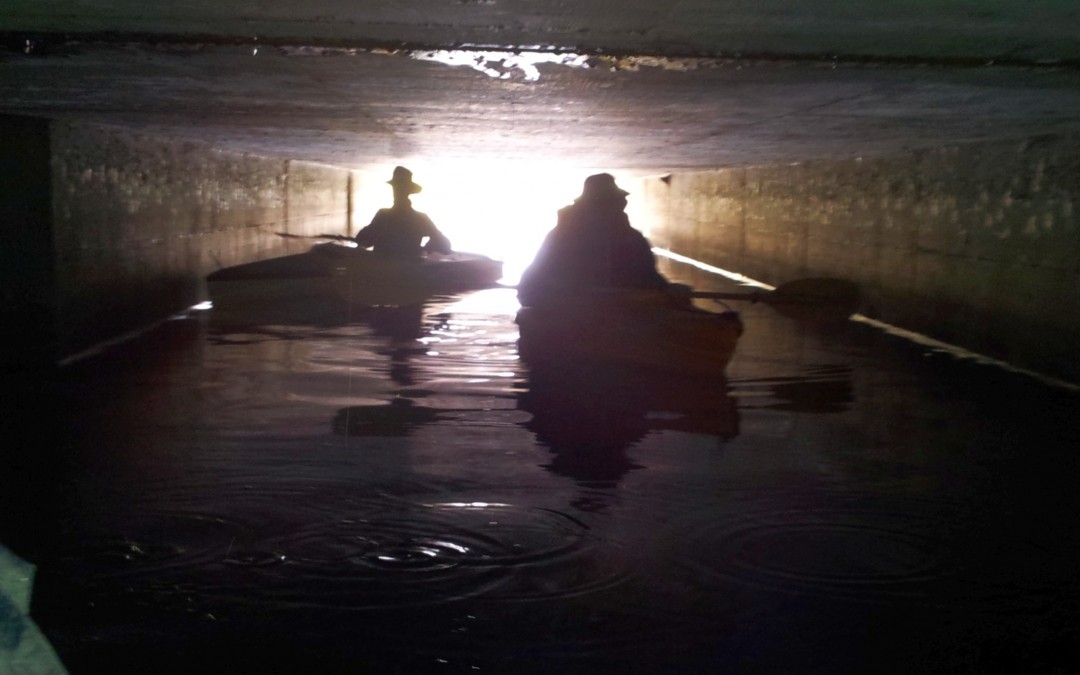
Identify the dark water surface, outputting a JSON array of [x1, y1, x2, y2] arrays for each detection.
[[4, 280, 1080, 674]]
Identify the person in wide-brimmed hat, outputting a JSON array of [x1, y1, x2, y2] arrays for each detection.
[[577, 172, 630, 201], [386, 165, 423, 194], [353, 166, 451, 257], [517, 173, 673, 307]]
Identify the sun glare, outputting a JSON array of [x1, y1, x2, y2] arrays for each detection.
[[353, 162, 621, 285]]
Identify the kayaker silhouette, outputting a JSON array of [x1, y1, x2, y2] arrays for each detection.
[[517, 173, 678, 307], [353, 166, 453, 257]]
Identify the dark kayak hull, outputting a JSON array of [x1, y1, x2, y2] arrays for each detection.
[[331, 249, 504, 306], [515, 289, 743, 376], [207, 243, 503, 317]]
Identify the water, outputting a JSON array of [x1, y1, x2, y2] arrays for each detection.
[[3, 278, 1079, 674]]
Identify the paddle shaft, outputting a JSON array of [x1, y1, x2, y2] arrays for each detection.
[[690, 289, 768, 302], [276, 231, 354, 242], [692, 278, 859, 306]]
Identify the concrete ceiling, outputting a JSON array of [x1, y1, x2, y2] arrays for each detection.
[[3, 1, 1080, 173]]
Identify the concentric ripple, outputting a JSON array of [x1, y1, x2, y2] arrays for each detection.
[[58, 494, 630, 612], [59, 510, 253, 579], [250, 501, 630, 608], [671, 493, 956, 604]]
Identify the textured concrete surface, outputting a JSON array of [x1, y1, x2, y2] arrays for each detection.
[[640, 134, 1080, 380], [2, 43, 1079, 172], [4, 1, 1079, 63], [39, 120, 355, 362]]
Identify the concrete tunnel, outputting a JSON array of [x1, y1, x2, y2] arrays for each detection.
[[2, 1, 1080, 384]]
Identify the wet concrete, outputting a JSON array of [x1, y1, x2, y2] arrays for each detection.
[[2, 263, 1079, 674]]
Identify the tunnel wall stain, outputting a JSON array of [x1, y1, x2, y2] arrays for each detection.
[[640, 134, 1080, 383], [1, 117, 358, 364]]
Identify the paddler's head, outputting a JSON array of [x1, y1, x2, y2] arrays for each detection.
[[388, 166, 423, 203], [577, 173, 629, 210]]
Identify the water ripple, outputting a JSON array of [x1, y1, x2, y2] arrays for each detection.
[[60, 497, 631, 611], [670, 493, 956, 604]]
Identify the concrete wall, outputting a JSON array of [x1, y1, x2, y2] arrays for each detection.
[[1, 116, 56, 371], [639, 134, 1080, 383], [1, 116, 358, 366]]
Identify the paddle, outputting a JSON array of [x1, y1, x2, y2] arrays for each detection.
[[510, 276, 859, 316], [689, 277, 860, 320], [275, 231, 355, 242]]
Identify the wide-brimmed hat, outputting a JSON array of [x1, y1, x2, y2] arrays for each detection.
[[579, 173, 629, 201], [387, 166, 422, 194]]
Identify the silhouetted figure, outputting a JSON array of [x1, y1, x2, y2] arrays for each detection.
[[354, 166, 452, 258], [517, 173, 671, 307]]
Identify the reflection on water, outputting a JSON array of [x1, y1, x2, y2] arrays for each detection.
[[521, 361, 739, 500], [5, 284, 1080, 674], [736, 365, 855, 414], [333, 398, 448, 437]]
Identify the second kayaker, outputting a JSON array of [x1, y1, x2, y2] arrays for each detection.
[[518, 173, 687, 307], [353, 166, 453, 258]]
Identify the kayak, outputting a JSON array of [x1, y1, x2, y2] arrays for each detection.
[[515, 289, 744, 376], [331, 248, 504, 307], [206, 243, 504, 315], [205, 243, 345, 322]]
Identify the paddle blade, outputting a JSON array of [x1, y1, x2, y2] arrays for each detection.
[[765, 277, 860, 320], [769, 277, 859, 305]]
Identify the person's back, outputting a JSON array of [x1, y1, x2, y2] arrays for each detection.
[[518, 173, 667, 307], [354, 167, 451, 258], [358, 204, 449, 258]]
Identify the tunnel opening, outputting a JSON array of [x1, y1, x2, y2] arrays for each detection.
[[349, 161, 652, 286]]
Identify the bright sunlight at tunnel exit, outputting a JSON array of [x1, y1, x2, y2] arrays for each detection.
[[352, 162, 646, 286]]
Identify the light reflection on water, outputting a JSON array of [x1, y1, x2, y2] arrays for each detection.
[[11, 281, 1080, 674]]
